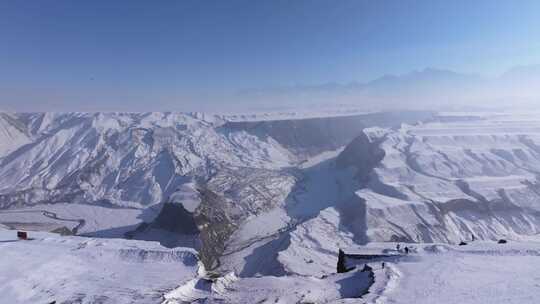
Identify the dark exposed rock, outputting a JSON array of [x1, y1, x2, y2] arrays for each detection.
[[337, 249, 357, 273], [337, 249, 347, 273], [195, 188, 237, 270], [129, 187, 236, 270]]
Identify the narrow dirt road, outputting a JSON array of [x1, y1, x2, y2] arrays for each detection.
[[0, 209, 85, 234]]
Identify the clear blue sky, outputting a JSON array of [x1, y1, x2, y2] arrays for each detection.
[[1, 0, 540, 111]]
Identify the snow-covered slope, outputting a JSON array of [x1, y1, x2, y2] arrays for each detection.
[[0, 112, 295, 209], [0, 113, 30, 157], [366, 238, 540, 304], [0, 229, 199, 304], [163, 268, 372, 304], [357, 113, 540, 243]]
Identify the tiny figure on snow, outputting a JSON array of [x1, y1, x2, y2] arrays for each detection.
[[382, 262, 385, 269], [396, 243, 401, 251], [404, 246, 409, 254]]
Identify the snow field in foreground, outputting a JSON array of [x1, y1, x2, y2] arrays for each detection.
[[373, 238, 540, 304], [0, 229, 198, 304]]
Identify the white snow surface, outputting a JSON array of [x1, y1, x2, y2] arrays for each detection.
[[163, 269, 372, 304], [6, 226, 540, 304], [368, 238, 540, 304], [0, 203, 153, 236], [0, 228, 199, 304], [278, 207, 356, 276]]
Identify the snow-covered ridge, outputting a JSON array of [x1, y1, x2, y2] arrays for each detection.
[[0, 111, 434, 209], [0, 113, 30, 157], [0, 111, 293, 208], [356, 113, 540, 243]]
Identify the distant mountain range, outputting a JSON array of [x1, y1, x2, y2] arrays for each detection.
[[237, 65, 540, 112]]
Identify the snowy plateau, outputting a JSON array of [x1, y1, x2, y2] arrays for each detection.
[[2, 111, 540, 303]]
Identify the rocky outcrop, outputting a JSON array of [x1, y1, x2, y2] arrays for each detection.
[[196, 188, 237, 270], [130, 187, 236, 270]]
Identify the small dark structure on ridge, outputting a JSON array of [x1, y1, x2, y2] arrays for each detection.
[[498, 239, 507, 244], [337, 249, 348, 273], [337, 249, 356, 273], [17, 231, 28, 240]]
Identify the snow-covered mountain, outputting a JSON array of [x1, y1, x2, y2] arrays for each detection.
[[0, 111, 430, 262], [0, 112, 296, 208], [4, 110, 540, 303], [4, 111, 540, 253], [237, 65, 540, 112], [0, 111, 431, 209], [0, 113, 30, 157], [358, 115, 540, 243]]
